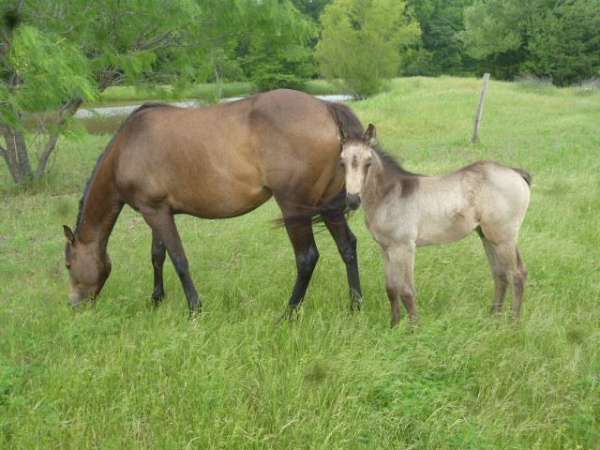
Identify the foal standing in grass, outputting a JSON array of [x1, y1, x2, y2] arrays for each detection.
[[341, 125, 531, 327]]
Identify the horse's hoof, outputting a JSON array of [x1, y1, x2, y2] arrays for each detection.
[[151, 291, 165, 306], [350, 298, 363, 312], [279, 306, 302, 323]]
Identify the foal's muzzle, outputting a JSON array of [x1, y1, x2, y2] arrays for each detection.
[[346, 193, 361, 210]]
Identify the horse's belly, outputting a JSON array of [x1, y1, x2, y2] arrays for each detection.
[[169, 184, 272, 219]]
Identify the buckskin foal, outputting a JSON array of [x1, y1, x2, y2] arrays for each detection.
[[340, 124, 531, 327], [63, 89, 364, 316]]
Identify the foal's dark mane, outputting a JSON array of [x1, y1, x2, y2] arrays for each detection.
[[74, 103, 170, 233], [372, 144, 420, 177]]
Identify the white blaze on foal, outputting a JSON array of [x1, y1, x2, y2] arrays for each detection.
[[340, 124, 531, 327]]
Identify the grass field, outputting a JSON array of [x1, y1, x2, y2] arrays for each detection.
[[1, 77, 599, 449]]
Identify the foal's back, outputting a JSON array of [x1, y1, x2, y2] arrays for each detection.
[[408, 161, 530, 246]]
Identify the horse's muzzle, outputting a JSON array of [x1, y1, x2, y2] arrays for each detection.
[[346, 193, 361, 210]]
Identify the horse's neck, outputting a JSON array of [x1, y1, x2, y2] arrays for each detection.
[[76, 164, 123, 251]]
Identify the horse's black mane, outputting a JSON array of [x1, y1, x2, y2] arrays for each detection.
[[74, 103, 169, 232]]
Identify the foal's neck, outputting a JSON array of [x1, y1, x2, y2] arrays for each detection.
[[75, 156, 123, 252], [363, 161, 400, 209]]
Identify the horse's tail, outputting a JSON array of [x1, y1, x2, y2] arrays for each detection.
[[325, 101, 364, 142], [513, 167, 532, 187]]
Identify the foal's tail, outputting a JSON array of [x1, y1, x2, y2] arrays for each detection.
[[512, 168, 532, 187]]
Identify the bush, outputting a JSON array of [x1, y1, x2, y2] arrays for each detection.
[[316, 0, 420, 99]]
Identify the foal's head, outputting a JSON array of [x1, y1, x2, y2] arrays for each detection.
[[340, 123, 379, 210], [63, 225, 111, 306]]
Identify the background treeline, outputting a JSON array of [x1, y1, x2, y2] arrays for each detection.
[[2, 0, 600, 184]]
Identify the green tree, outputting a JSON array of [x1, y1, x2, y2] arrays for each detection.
[[1, 0, 208, 186], [526, 0, 600, 86], [291, 0, 332, 21], [316, 0, 420, 98], [405, 0, 475, 76], [237, 0, 317, 91], [462, 0, 600, 84]]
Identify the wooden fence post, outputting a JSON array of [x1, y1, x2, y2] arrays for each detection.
[[471, 73, 490, 144]]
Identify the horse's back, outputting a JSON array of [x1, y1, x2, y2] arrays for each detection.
[[110, 90, 347, 217]]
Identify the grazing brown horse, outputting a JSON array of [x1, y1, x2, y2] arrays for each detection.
[[341, 124, 530, 326], [63, 89, 364, 316]]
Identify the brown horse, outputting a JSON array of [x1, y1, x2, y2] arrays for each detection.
[[63, 89, 364, 316]]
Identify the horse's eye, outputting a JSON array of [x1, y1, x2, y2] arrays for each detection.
[[65, 264, 71, 270]]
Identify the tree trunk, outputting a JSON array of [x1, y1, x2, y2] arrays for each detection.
[[1, 125, 33, 184], [1, 98, 83, 185]]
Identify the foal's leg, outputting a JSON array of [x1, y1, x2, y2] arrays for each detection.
[[512, 248, 528, 319], [322, 209, 363, 311], [480, 236, 518, 316], [383, 243, 417, 327], [151, 230, 166, 305], [142, 209, 201, 316], [283, 217, 319, 316]]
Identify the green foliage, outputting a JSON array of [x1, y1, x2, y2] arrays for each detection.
[[1, 78, 600, 448], [316, 0, 420, 98], [2, 26, 96, 123], [526, 0, 600, 86], [462, 0, 600, 84], [291, 0, 333, 21], [405, 0, 476, 76], [238, 0, 317, 91]]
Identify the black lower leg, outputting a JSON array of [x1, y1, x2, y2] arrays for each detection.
[[323, 209, 363, 309], [284, 219, 319, 312], [143, 210, 201, 316], [151, 231, 167, 305]]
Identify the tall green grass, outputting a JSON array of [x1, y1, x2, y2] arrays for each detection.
[[1, 77, 599, 449]]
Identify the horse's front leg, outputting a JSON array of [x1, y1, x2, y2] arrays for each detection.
[[322, 206, 363, 311], [151, 230, 166, 306], [383, 243, 417, 327], [142, 208, 202, 316]]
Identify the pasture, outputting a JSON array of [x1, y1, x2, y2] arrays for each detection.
[[1, 77, 599, 449]]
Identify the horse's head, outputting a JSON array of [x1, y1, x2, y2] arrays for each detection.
[[63, 225, 111, 306], [340, 123, 379, 210]]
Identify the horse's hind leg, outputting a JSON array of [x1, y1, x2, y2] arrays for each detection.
[[142, 209, 201, 316], [322, 206, 363, 311], [512, 248, 528, 319], [479, 231, 517, 316], [151, 231, 166, 306], [282, 216, 319, 316]]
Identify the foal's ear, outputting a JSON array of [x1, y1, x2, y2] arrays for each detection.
[[339, 126, 347, 145], [63, 225, 75, 244], [364, 123, 377, 147]]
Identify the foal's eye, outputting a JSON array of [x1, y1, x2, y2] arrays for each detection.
[[65, 263, 71, 270]]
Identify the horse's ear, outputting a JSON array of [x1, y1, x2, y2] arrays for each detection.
[[63, 225, 75, 244], [364, 123, 377, 147]]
